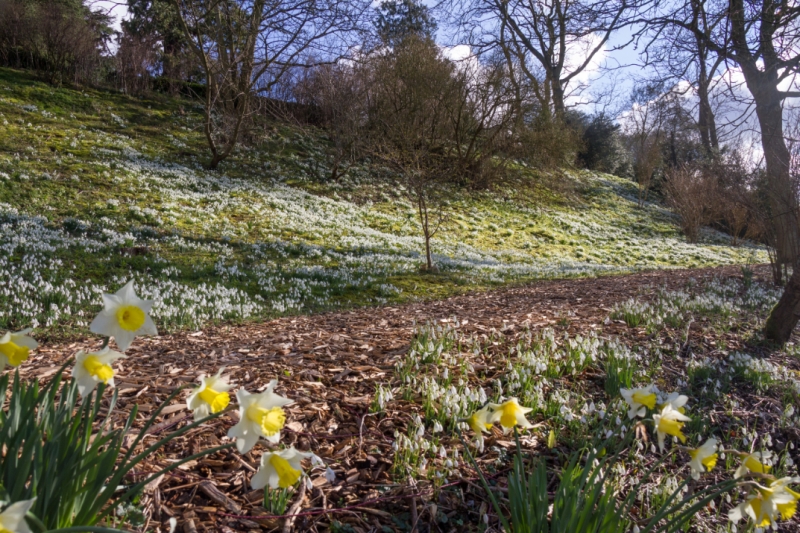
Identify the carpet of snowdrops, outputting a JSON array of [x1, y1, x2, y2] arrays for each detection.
[[0, 68, 765, 339]]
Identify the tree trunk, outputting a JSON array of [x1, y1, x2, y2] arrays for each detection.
[[749, 83, 800, 342], [754, 93, 798, 268], [764, 258, 800, 344], [418, 192, 434, 271], [552, 81, 566, 118], [424, 232, 433, 271], [697, 73, 718, 154], [207, 154, 222, 170]]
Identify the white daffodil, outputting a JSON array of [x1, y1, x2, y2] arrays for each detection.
[[0, 329, 37, 371], [653, 404, 691, 452], [728, 479, 800, 528], [250, 447, 316, 490], [90, 280, 157, 351], [660, 392, 689, 413], [0, 498, 35, 533], [227, 381, 293, 454], [488, 398, 533, 435], [770, 477, 800, 521], [687, 438, 718, 480], [186, 368, 232, 421], [72, 347, 126, 397], [620, 385, 657, 419], [735, 450, 773, 479]]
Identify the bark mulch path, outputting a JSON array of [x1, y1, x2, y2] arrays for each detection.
[[19, 264, 780, 532]]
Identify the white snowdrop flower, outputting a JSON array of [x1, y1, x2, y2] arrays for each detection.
[[90, 280, 157, 351], [432, 420, 443, 433], [325, 467, 336, 484]]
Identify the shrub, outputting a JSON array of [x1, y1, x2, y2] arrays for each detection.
[[663, 165, 718, 242]]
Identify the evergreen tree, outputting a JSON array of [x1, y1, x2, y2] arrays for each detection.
[[375, 0, 437, 47]]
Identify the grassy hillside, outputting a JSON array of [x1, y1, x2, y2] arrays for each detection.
[[0, 68, 765, 337]]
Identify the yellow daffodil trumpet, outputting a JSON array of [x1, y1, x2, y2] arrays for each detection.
[[653, 404, 690, 452]]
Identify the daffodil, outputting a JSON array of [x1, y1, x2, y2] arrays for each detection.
[[728, 479, 800, 527], [653, 404, 690, 452], [0, 329, 37, 371], [464, 406, 494, 451], [687, 438, 718, 480], [72, 347, 126, 397], [620, 385, 657, 419], [250, 447, 316, 490], [466, 406, 493, 435], [488, 398, 533, 435], [770, 477, 800, 520], [90, 280, 157, 351], [0, 498, 34, 533], [660, 392, 688, 414], [186, 368, 232, 421], [227, 381, 293, 454], [735, 450, 773, 479]]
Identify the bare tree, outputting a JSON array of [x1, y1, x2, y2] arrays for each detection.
[[648, 0, 800, 343], [293, 62, 368, 182], [363, 35, 519, 270], [624, 84, 667, 206], [116, 29, 159, 95], [640, 0, 725, 156], [173, 0, 368, 169], [365, 36, 459, 271], [458, 0, 639, 119]]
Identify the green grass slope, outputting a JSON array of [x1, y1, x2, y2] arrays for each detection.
[[0, 68, 765, 337]]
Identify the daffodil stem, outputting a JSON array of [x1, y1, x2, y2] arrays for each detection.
[[25, 511, 128, 533], [456, 427, 512, 532]]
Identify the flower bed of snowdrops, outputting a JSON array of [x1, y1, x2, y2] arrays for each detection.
[[0, 68, 766, 339], [2, 267, 800, 532]]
